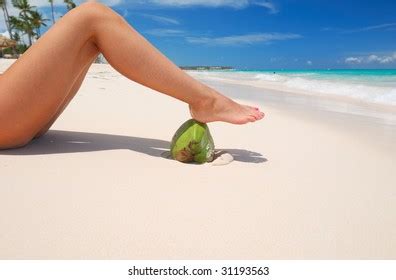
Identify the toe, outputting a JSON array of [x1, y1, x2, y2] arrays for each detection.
[[251, 110, 264, 120]]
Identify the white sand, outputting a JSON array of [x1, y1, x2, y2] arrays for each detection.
[[1, 59, 395, 259]]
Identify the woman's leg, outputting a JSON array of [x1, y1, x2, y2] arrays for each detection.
[[0, 2, 264, 149]]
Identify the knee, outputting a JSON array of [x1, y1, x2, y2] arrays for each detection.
[[72, 1, 124, 28], [78, 1, 113, 14]]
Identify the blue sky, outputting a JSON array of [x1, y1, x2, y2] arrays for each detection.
[[1, 0, 396, 69]]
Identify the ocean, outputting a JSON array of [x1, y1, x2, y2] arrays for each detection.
[[189, 69, 396, 108]]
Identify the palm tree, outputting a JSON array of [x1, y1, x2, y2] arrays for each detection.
[[9, 14, 32, 46], [10, 0, 44, 46], [64, 0, 76, 11], [48, 0, 55, 24], [8, 15, 23, 40], [11, 0, 35, 17], [0, 0, 13, 38], [30, 10, 48, 39]]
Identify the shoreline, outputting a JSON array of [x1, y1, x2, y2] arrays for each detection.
[[198, 76, 396, 128], [187, 71, 396, 115]]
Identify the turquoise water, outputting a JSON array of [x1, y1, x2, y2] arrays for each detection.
[[237, 69, 396, 76], [235, 69, 396, 86], [190, 69, 396, 106]]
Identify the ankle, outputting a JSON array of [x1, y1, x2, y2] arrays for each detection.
[[189, 87, 219, 110], [190, 85, 224, 108]]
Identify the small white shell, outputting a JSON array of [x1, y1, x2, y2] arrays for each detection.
[[212, 152, 234, 166]]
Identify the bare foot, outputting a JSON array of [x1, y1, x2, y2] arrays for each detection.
[[189, 92, 265, 125]]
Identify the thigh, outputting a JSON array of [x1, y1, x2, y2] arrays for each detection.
[[0, 6, 98, 142], [34, 62, 93, 138]]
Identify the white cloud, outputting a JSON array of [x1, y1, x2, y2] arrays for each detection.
[[345, 52, 396, 64], [367, 54, 396, 64], [145, 28, 186, 36], [147, 0, 278, 12], [343, 22, 396, 33], [149, 0, 248, 8], [1, 30, 11, 38], [253, 0, 278, 14], [323, 22, 396, 34], [345, 57, 363, 64], [186, 33, 301, 46], [141, 14, 180, 25]]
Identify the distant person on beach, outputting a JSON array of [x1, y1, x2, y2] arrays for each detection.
[[0, 2, 264, 149]]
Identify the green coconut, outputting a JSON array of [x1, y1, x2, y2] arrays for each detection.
[[170, 119, 215, 164]]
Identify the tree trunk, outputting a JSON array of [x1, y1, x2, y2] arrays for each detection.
[[1, 7, 11, 38], [1, 5, 17, 56], [50, 3, 55, 24]]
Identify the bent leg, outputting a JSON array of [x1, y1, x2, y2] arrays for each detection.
[[0, 2, 263, 149], [86, 4, 264, 125]]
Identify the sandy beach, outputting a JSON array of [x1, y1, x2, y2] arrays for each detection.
[[1, 59, 395, 259]]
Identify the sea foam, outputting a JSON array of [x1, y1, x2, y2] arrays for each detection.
[[189, 70, 396, 107]]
